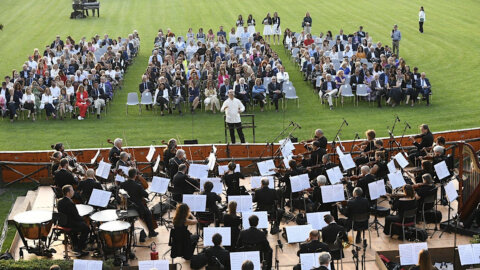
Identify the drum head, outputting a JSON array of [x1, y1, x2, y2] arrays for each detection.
[[99, 220, 130, 232], [13, 210, 52, 224], [76, 204, 94, 217], [90, 209, 118, 222]]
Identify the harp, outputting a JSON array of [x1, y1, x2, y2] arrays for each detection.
[[458, 142, 480, 220]]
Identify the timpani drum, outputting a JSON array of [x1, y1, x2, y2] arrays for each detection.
[[76, 204, 94, 226], [13, 210, 53, 240], [99, 220, 130, 249], [90, 209, 118, 223]]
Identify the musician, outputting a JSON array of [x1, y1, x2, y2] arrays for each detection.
[[302, 129, 328, 150], [410, 249, 436, 270], [301, 141, 326, 178], [170, 203, 199, 260], [163, 139, 177, 173], [408, 124, 434, 165], [414, 173, 436, 213], [202, 181, 222, 225], [52, 142, 76, 167], [314, 252, 332, 270], [77, 169, 103, 203], [253, 177, 281, 232], [108, 138, 123, 165], [223, 201, 242, 251], [54, 158, 78, 189], [321, 214, 348, 259], [293, 230, 332, 270], [169, 149, 187, 179], [172, 164, 199, 202], [421, 145, 446, 165], [354, 129, 376, 166], [237, 215, 273, 270], [311, 175, 338, 220], [370, 151, 388, 180], [120, 168, 158, 237], [277, 159, 304, 205], [115, 152, 130, 170], [223, 161, 246, 196], [203, 233, 230, 270], [242, 260, 254, 270], [57, 185, 89, 257], [319, 154, 336, 177], [353, 166, 375, 200], [344, 187, 370, 243], [51, 151, 63, 176], [384, 184, 417, 238]]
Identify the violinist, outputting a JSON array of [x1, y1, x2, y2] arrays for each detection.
[[414, 173, 436, 214], [310, 175, 338, 220], [420, 145, 445, 165], [351, 165, 375, 200], [344, 187, 370, 244], [115, 152, 130, 170], [319, 154, 335, 178], [370, 151, 388, 180], [223, 161, 246, 196], [408, 124, 434, 165], [384, 184, 417, 238], [276, 159, 304, 204], [52, 142, 76, 167], [301, 129, 328, 150], [301, 141, 326, 178], [253, 177, 282, 233], [77, 169, 103, 203], [354, 129, 377, 166], [201, 181, 222, 226], [172, 164, 199, 202], [169, 149, 187, 180], [120, 168, 158, 237], [413, 160, 433, 184], [108, 138, 123, 165], [55, 158, 78, 189], [163, 139, 177, 173], [51, 151, 63, 176]]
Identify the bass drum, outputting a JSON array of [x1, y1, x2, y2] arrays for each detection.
[[13, 210, 53, 240], [99, 220, 130, 249]]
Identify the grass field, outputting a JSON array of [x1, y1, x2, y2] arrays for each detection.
[[0, 0, 479, 151]]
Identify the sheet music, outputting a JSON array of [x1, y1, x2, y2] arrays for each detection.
[[472, 244, 480, 265], [326, 166, 343, 184], [242, 211, 268, 229], [306, 212, 330, 230], [201, 178, 223, 194], [118, 165, 129, 175], [218, 164, 240, 175], [336, 146, 344, 156], [208, 152, 216, 171], [300, 253, 321, 270], [115, 174, 125, 182], [290, 173, 311, 192], [394, 152, 409, 168], [458, 244, 476, 265], [150, 176, 170, 194], [250, 176, 274, 189], [321, 184, 345, 203], [388, 171, 406, 189], [228, 195, 253, 212], [204, 227, 231, 246], [387, 159, 398, 173], [283, 155, 293, 169], [285, 224, 313, 243], [146, 145, 156, 162], [368, 179, 387, 200], [399, 242, 428, 266], [73, 259, 102, 270], [444, 181, 458, 202], [257, 159, 276, 176], [434, 161, 450, 180], [230, 251, 261, 270], [339, 154, 355, 170], [138, 260, 169, 270], [95, 160, 111, 179], [279, 138, 295, 153], [90, 150, 100, 164], [88, 189, 111, 208], [182, 194, 207, 212], [188, 164, 209, 179], [153, 154, 161, 173]]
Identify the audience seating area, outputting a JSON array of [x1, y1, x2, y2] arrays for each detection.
[[283, 26, 432, 109], [129, 26, 297, 116], [0, 31, 140, 122]]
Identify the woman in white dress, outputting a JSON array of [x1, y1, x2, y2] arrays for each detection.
[[235, 15, 244, 38], [262, 13, 273, 43], [247, 14, 256, 35], [272, 12, 281, 45], [204, 80, 220, 113], [229, 27, 238, 47]]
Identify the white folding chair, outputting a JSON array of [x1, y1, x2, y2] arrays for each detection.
[[126, 92, 139, 115], [340, 84, 355, 107], [263, 77, 272, 89], [356, 84, 370, 106], [139, 91, 153, 114]]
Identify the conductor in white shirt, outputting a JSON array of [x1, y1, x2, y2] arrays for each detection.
[[221, 90, 245, 144]]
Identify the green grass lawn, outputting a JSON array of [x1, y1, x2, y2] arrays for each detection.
[[0, 0, 479, 151]]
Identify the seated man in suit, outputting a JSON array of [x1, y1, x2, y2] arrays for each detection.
[[294, 230, 332, 270], [203, 233, 230, 270], [77, 169, 103, 203], [89, 81, 107, 119], [267, 76, 283, 112], [321, 214, 348, 260], [57, 185, 89, 256], [171, 79, 186, 115], [354, 166, 375, 200], [120, 168, 158, 237], [234, 78, 250, 106], [371, 73, 386, 108], [344, 187, 370, 243], [172, 164, 199, 202], [54, 158, 78, 189], [253, 177, 282, 233], [319, 74, 338, 110], [237, 215, 273, 270], [349, 69, 364, 92], [169, 149, 187, 179], [416, 72, 432, 106], [315, 252, 332, 270], [219, 78, 232, 102]]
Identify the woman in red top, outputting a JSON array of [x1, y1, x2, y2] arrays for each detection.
[[303, 33, 314, 46], [75, 85, 89, 120]]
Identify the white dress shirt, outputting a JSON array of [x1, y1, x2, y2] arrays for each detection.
[[277, 72, 290, 83], [221, 97, 245, 123], [50, 86, 61, 98], [21, 93, 36, 104], [419, 11, 426, 21]]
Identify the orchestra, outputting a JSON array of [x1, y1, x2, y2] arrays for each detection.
[[19, 123, 456, 267]]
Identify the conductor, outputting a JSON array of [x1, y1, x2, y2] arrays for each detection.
[[221, 90, 245, 144]]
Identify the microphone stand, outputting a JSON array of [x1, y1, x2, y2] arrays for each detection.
[[388, 116, 401, 159], [331, 119, 348, 164], [275, 240, 282, 270], [350, 133, 360, 154], [258, 121, 295, 160], [398, 122, 411, 152]]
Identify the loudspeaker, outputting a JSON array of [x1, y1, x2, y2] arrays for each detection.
[[184, 139, 198, 145]]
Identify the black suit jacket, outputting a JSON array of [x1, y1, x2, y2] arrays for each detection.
[[171, 86, 186, 98], [414, 131, 434, 150], [120, 179, 148, 207], [219, 84, 232, 101], [321, 223, 347, 245], [335, 43, 345, 52], [109, 146, 121, 165], [139, 81, 154, 93], [57, 197, 83, 228], [254, 187, 277, 211], [237, 227, 270, 250], [77, 178, 103, 203], [355, 174, 375, 199], [320, 81, 337, 92], [297, 240, 330, 256], [345, 197, 370, 220], [267, 82, 282, 96], [204, 246, 230, 270], [90, 87, 107, 100], [54, 169, 77, 189], [172, 171, 198, 196], [349, 75, 364, 90]]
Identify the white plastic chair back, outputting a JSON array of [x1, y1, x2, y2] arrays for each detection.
[[126, 92, 139, 105], [340, 85, 354, 97], [284, 86, 298, 99], [140, 92, 153, 105], [263, 77, 272, 89], [356, 84, 369, 96]]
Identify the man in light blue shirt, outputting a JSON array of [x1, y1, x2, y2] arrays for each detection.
[[391, 24, 401, 56]]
